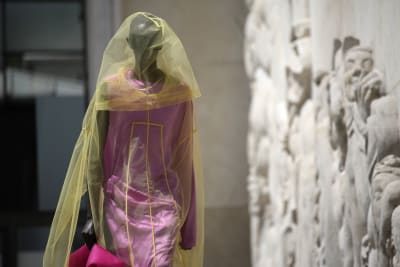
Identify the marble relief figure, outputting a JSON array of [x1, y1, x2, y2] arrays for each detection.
[[245, 0, 283, 265], [313, 39, 349, 267], [285, 19, 318, 267], [341, 42, 386, 267], [366, 93, 400, 267]]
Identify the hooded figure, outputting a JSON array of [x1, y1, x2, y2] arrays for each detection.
[[43, 12, 204, 267]]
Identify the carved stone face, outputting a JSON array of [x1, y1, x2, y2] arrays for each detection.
[[287, 69, 307, 105], [361, 235, 371, 267], [343, 46, 384, 121], [291, 20, 311, 69], [371, 156, 400, 232], [287, 22, 311, 113], [392, 207, 400, 265], [344, 47, 374, 86], [371, 172, 399, 227]]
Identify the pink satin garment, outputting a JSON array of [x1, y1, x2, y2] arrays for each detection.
[[103, 100, 189, 267], [69, 244, 125, 267], [104, 175, 180, 267]]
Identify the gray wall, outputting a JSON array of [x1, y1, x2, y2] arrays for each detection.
[[86, 0, 122, 95], [36, 96, 84, 211], [6, 3, 82, 51], [119, 1, 251, 266]]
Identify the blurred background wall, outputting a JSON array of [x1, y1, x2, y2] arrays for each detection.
[[0, 0, 250, 266]]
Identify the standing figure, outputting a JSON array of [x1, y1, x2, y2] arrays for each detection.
[[43, 12, 204, 267], [341, 45, 385, 267]]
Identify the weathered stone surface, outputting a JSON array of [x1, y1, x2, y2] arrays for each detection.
[[245, 1, 400, 267]]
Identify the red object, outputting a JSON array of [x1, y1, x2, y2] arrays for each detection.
[[69, 244, 125, 267]]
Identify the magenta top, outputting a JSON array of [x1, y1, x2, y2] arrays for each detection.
[[102, 74, 196, 266]]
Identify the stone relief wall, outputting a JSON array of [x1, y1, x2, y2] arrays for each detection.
[[245, 1, 400, 267]]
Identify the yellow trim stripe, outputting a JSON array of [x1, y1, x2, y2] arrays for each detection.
[[145, 109, 158, 267], [160, 126, 180, 219], [126, 124, 136, 266]]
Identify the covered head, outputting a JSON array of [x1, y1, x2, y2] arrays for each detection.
[[95, 12, 201, 111], [126, 12, 163, 77]]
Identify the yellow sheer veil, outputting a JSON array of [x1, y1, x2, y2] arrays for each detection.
[[43, 12, 204, 267], [95, 12, 201, 111]]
